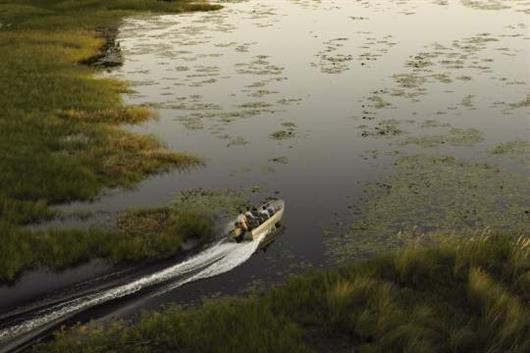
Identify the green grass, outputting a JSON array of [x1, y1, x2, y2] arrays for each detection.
[[0, 205, 216, 283], [33, 235, 530, 353], [0, 187, 252, 282], [0, 0, 221, 282]]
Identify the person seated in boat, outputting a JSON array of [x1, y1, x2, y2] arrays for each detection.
[[244, 207, 260, 228], [245, 207, 256, 220], [237, 210, 249, 231], [259, 206, 270, 219]]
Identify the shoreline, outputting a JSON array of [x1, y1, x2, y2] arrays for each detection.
[[0, 0, 221, 283]]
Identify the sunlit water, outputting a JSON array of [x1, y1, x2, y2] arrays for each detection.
[[1, 0, 529, 348]]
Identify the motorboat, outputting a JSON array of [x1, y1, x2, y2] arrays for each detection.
[[228, 200, 284, 242]]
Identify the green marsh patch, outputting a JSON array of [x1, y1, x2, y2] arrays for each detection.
[[490, 139, 530, 167], [270, 122, 297, 141], [327, 155, 530, 261], [359, 119, 404, 137], [461, 0, 511, 10], [0, 188, 250, 282], [508, 94, 530, 109], [399, 127, 484, 147]]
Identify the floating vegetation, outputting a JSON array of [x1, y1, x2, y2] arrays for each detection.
[[277, 98, 303, 106], [399, 128, 484, 147], [393, 73, 427, 89], [312, 32, 394, 73], [456, 75, 473, 81], [367, 95, 392, 109], [236, 56, 284, 75], [508, 94, 530, 109], [221, 135, 249, 147], [461, 0, 511, 10], [248, 89, 278, 98], [270, 130, 295, 140], [490, 139, 530, 167], [431, 73, 453, 83], [406, 53, 434, 69], [270, 121, 297, 140], [327, 155, 530, 261], [359, 119, 403, 137], [269, 156, 289, 164], [237, 101, 273, 110], [176, 103, 280, 132], [170, 188, 253, 219], [312, 37, 353, 74], [461, 94, 476, 108], [419, 119, 451, 128], [281, 121, 296, 128]]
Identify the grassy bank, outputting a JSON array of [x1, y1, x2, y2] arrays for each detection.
[[0, 187, 253, 282], [34, 235, 530, 353], [1, 207, 214, 283], [0, 0, 221, 282]]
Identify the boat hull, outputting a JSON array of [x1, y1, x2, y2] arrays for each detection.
[[226, 200, 284, 242]]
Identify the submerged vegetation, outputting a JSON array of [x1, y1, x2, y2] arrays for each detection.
[[490, 139, 530, 167], [327, 154, 530, 260], [0, 0, 221, 282], [35, 235, 530, 353]]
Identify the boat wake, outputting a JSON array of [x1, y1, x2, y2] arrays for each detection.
[[0, 233, 265, 345]]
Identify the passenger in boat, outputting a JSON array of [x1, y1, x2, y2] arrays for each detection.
[[245, 207, 260, 228], [251, 207, 263, 222], [237, 210, 249, 231], [245, 207, 256, 220], [259, 206, 270, 219]]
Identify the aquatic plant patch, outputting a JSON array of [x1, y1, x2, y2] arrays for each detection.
[[490, 139, 530, 167], [398, 127, 484, 147], [0, 187, 251, 282], [327, 154, 530, 261]]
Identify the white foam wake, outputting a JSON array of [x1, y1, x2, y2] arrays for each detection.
[[0, 234, 264, 343]]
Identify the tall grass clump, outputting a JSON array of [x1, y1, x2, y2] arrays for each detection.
[[34, 235, 530, 353], [467, 268, 530, 351]]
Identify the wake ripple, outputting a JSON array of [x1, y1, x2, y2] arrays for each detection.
[[0, 234, 265, 343]]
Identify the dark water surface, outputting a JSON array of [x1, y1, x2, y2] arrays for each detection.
[[1, 0, 529, 349]]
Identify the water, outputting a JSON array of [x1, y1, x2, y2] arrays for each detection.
[[0, 233, 265, 345], [1, 0, 529, 349]]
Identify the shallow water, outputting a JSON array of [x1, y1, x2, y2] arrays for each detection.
[[1, 0, 529, 348]]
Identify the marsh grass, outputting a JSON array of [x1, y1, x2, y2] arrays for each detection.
[[0, 205, 215, 282], [35, 235, 530, 353], [0, 0, 219, 281], [60, 106, 153, 124], [0, 187, 250, 282]]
